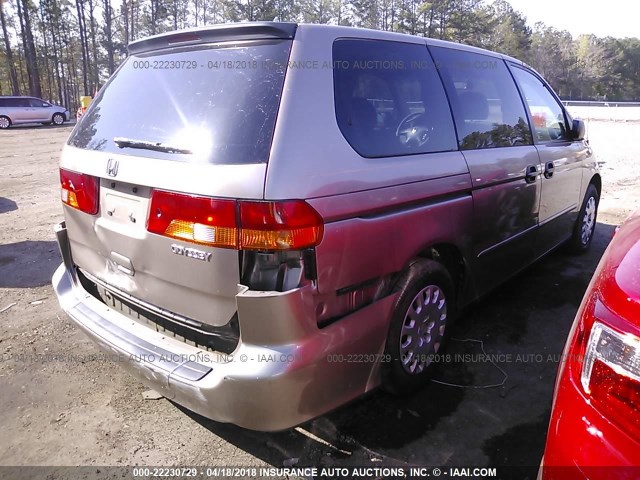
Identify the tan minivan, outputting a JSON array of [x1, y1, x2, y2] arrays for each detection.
[[53, 22, 601, 431]]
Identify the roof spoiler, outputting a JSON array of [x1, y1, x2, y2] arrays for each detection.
[[128, 22, 297, 55]]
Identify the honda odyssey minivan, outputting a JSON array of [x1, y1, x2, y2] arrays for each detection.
[[53, 22, 601, 431]]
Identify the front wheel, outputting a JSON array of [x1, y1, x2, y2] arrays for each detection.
[[382, 259, 456, 395], [52, 113, 65, 126], [566, 184, 599, 254]]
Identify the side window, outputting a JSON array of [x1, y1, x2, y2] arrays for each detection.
[[29, 98, 49, 107], [511, 67, 569, 142], [0, 98, 7, 107], [430, 46, 532, 150], [333, 39, 457, 158], [15, 98, 30, 107]]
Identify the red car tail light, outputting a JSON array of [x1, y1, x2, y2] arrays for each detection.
[[239, 200, 324, 250], [147, 190, 238, 248], [146, 190, 323, 251], [581, 321, 640, 439], [60, 168, 99, 215], [564, 295, 640, 441]]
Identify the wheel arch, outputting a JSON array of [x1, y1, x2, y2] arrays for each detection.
[[589, 173, 602, 197], [412, 242, 472, 307]]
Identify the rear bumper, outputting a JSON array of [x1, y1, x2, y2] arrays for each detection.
[[541, 376, 640, 480], [52, 221, 396, 431]]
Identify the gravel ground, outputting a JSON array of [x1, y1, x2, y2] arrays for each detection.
[[0, 120, 638, 475]]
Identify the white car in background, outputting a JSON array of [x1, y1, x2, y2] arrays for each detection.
[[0, 96, 69, 129]]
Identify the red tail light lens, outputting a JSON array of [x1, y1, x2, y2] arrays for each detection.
[[146, 190, 323, 251], [60, 168, 99, 215], [589, 360, 640, 437], [239, 201, 324, 250], [566, 297, 640, 441], [147, 190, 237, 248], [580, 319, 640, 439]]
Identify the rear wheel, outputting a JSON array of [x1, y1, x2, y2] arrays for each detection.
[[0, 116, 11, 129], [382, 259, 455, 394], [566, 184, 599, 254], [52, 113, 65, 125]]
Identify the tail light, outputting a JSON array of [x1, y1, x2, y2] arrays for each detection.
[[565, 287, 640, 441], [239, 201, 323, 250], [60, 168, 99, 215], [148, 190, 237, 248], [147, 190, 323, 251], [580, 319, 640, 438]]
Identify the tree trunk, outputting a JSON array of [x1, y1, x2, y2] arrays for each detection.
[[63, 19, 79, 112], [150, 0, 157, 34], [88, 0, 99, 90], [130, 0, 135, 41], [75, 0, 89, 94], [428, 5, 434, 37], [50, 20, 63, 105], [38, 9, 54, 100], [103, 0, 115, 74], [172, 0, 178, 29], [17, 0, 42, 97], [0, 3, 20, 95], [48, 0, 65, 106], [121, 0, 129, 44], [390, 0, 395, 32]]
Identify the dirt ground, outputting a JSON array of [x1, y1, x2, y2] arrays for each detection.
[[0, 119, 639, 475]]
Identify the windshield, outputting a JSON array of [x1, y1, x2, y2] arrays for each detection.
[[68, 40, 291, 165]]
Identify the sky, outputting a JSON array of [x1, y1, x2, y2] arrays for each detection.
[[503, 0, 640, 38]]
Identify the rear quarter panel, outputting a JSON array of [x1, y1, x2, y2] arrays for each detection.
[[266, 25, 474, 300]]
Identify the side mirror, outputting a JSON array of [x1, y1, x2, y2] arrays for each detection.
[[572, 119, 586, 140]]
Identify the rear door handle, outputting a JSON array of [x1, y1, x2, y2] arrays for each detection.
[[525, 164, 538, 184], [544, 161, 555, 179]]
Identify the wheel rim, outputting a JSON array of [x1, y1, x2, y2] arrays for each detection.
[[0, 118, 9, 128], [53, 114, 63, 125], [399, 284, 447, 375], [581, 196, 596, 245]]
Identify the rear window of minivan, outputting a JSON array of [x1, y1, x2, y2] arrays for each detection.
[[0, 98, 24, 107], [68, 40, 292, 165]]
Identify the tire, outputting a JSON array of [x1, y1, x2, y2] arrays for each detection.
[[382, 259, 456, 395], [0, 116, 11, 129], [52, 113, 65, 126], [565, 184, 599, 254]]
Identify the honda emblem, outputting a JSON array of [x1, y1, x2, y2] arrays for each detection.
[[106, 159, 119, 177]]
